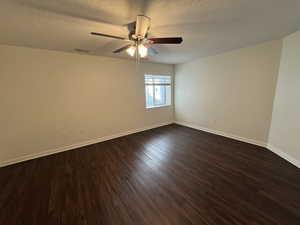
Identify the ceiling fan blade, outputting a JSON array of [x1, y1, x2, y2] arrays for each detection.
[[113, 44, 132, 53], [135, 15, 151, 39], [148, 37, 183, 44], [91, 32, 127, 40], [148, 47, 158, 56]]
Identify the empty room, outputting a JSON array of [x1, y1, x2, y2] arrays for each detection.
[[1, 0, 300, 224]]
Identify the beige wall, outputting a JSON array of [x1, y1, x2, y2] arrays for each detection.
[[175, 40, 282, 144], [268, 31, 300, 162], [0, 45, 174, 165], [2, 35, 299, 167]]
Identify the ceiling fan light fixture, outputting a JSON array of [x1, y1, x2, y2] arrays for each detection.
[[126, 46, 136, 57], [138, 44, 148, 58]]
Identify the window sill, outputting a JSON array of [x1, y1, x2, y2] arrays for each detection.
[[146, 105, 172, 109]]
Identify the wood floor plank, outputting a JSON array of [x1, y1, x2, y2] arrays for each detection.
[[0, 124, 299, 225]]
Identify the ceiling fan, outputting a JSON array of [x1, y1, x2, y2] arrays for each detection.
[[91, 15, 183, 58]]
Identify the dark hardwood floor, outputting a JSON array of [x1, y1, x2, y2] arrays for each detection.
[[0, 124, 299, 225]]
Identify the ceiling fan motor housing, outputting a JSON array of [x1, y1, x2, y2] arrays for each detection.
[[135, 15, 151, 40]]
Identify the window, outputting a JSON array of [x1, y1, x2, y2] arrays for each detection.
[[145, 74, 172, 108]]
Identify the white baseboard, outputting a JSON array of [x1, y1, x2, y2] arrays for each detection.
[[0, 121, 173, 168], [2, 121, 298, 169], [174, 121, 267, 147], [175, 121, 299, 168], [267, 144, 300, 168]]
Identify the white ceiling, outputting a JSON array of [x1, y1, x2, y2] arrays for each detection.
[[1, 0, 300, 64]]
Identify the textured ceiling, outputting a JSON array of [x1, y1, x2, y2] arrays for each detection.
[[1, 0, 300, 64]]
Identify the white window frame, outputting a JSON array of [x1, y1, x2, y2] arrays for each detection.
[[144, 74, 172, 109]]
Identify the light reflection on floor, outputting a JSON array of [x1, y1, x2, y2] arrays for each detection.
[[142, 136, 174, 168]]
